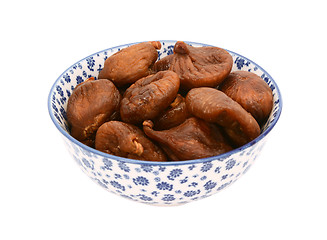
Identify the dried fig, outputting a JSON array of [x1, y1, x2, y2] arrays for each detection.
[[98, 41, 161, 87], [120, 70, 180, 125], [95, 121, 167, 161], [153, 94, 190, 130], [219, 71, 273, 124], [143, 118, 233, 161], [154, 41, 233, 90], [152, 54, 174, 72], [186, 87, 260, 147], [67, 79, 121, 147]]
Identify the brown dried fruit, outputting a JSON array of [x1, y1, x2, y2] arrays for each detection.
[[186, 87, 260, 147], [98, 41, 161, 87], [153, 94, 190, 130], [67, 79, 121, 147], [120, 70, 180, 125], [95, 121, 167, 161], [219, 71, 273, 124], [153, 41, 233, 90], [143, 118, 233, 161], [152, 54, 174, 72]]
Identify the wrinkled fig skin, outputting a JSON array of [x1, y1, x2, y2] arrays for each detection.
[[219, 71, 273, 125], [95, 121, 167, 161], [67, 79, 121, 147], [186, 87, 260, 147], [152, 54, 174, 72], [98, 41, 161, 87], [143, 118, 233, 161], [155, 41, 233, 90], [120, 70, 180, 125], [153, 94, 190, 130]]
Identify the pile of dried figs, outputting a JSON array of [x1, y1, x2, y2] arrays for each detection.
[[66, 41, 273, 162]]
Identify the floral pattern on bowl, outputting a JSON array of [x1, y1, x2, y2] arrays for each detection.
[[48, 40, 282, 206]]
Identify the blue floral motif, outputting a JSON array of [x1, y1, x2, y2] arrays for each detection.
[[52, 102, 58, 113], [60, 106, 66, 120], [184, 190, 200, 197], [114, 174, 122, 179], [63, 73, 71, 83], [222, 174, 228, 180], [76, 76, 83, 85], [235, 57, 251, 70], [261, 73, 270, 83], [243, 164, 251, 175], [217, 181, 232, 191], [180, 177, 188, 184], [82, 71, 87, 77], [168, 168, 183, 180], [188, 165, 196, 170], [226, 159, 236, 170], [141, 165, 153, 172], [56, 85, 64, 97], [59, 96, 67, 105], [66, 89, 71, 98], [243, 161, 248, 168], [215, 166, 221, 174], [188, 182, 198, 187], [166, 45, 174, 55], [97, 64, 103, 73], [95, 178, 108, 189], [138, 194, 152, 201], [151, 191, 159, 197], [162, 194, 175, 201], [133, 176, 149, 186], [204, 180, 217, 190], [118, 162, 130, 172], [157, 51, 162, 60], [64, 122, 70, 132], [82, 158, 94, 170], [110, 181, 125, 191], [158, 166, 166, 172], [200, 176, 207, 181], [101, 158, 112, 171], [156, 182, 173, 191], [201, 162, 213, 172], [86, 57, 95, 71]]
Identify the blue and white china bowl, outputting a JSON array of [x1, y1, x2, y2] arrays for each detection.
[[48, 40, 282, 206]]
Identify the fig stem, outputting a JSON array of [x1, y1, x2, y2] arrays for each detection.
[[132, 139, 144, 156], [170, 95, 182, 108], [143, 120, 154, 129]]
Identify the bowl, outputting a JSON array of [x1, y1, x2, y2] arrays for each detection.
[[48, 40, 282, 206]]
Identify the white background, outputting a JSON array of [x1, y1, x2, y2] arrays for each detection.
[[1, 0, 326, 239]]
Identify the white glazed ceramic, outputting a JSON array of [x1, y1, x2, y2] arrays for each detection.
[[48, 40, 282, 206]]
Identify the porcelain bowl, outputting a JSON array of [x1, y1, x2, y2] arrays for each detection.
[[48, 40, 282, 206]]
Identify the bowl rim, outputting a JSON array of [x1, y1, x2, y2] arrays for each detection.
[[48, 40, 283, 166]]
